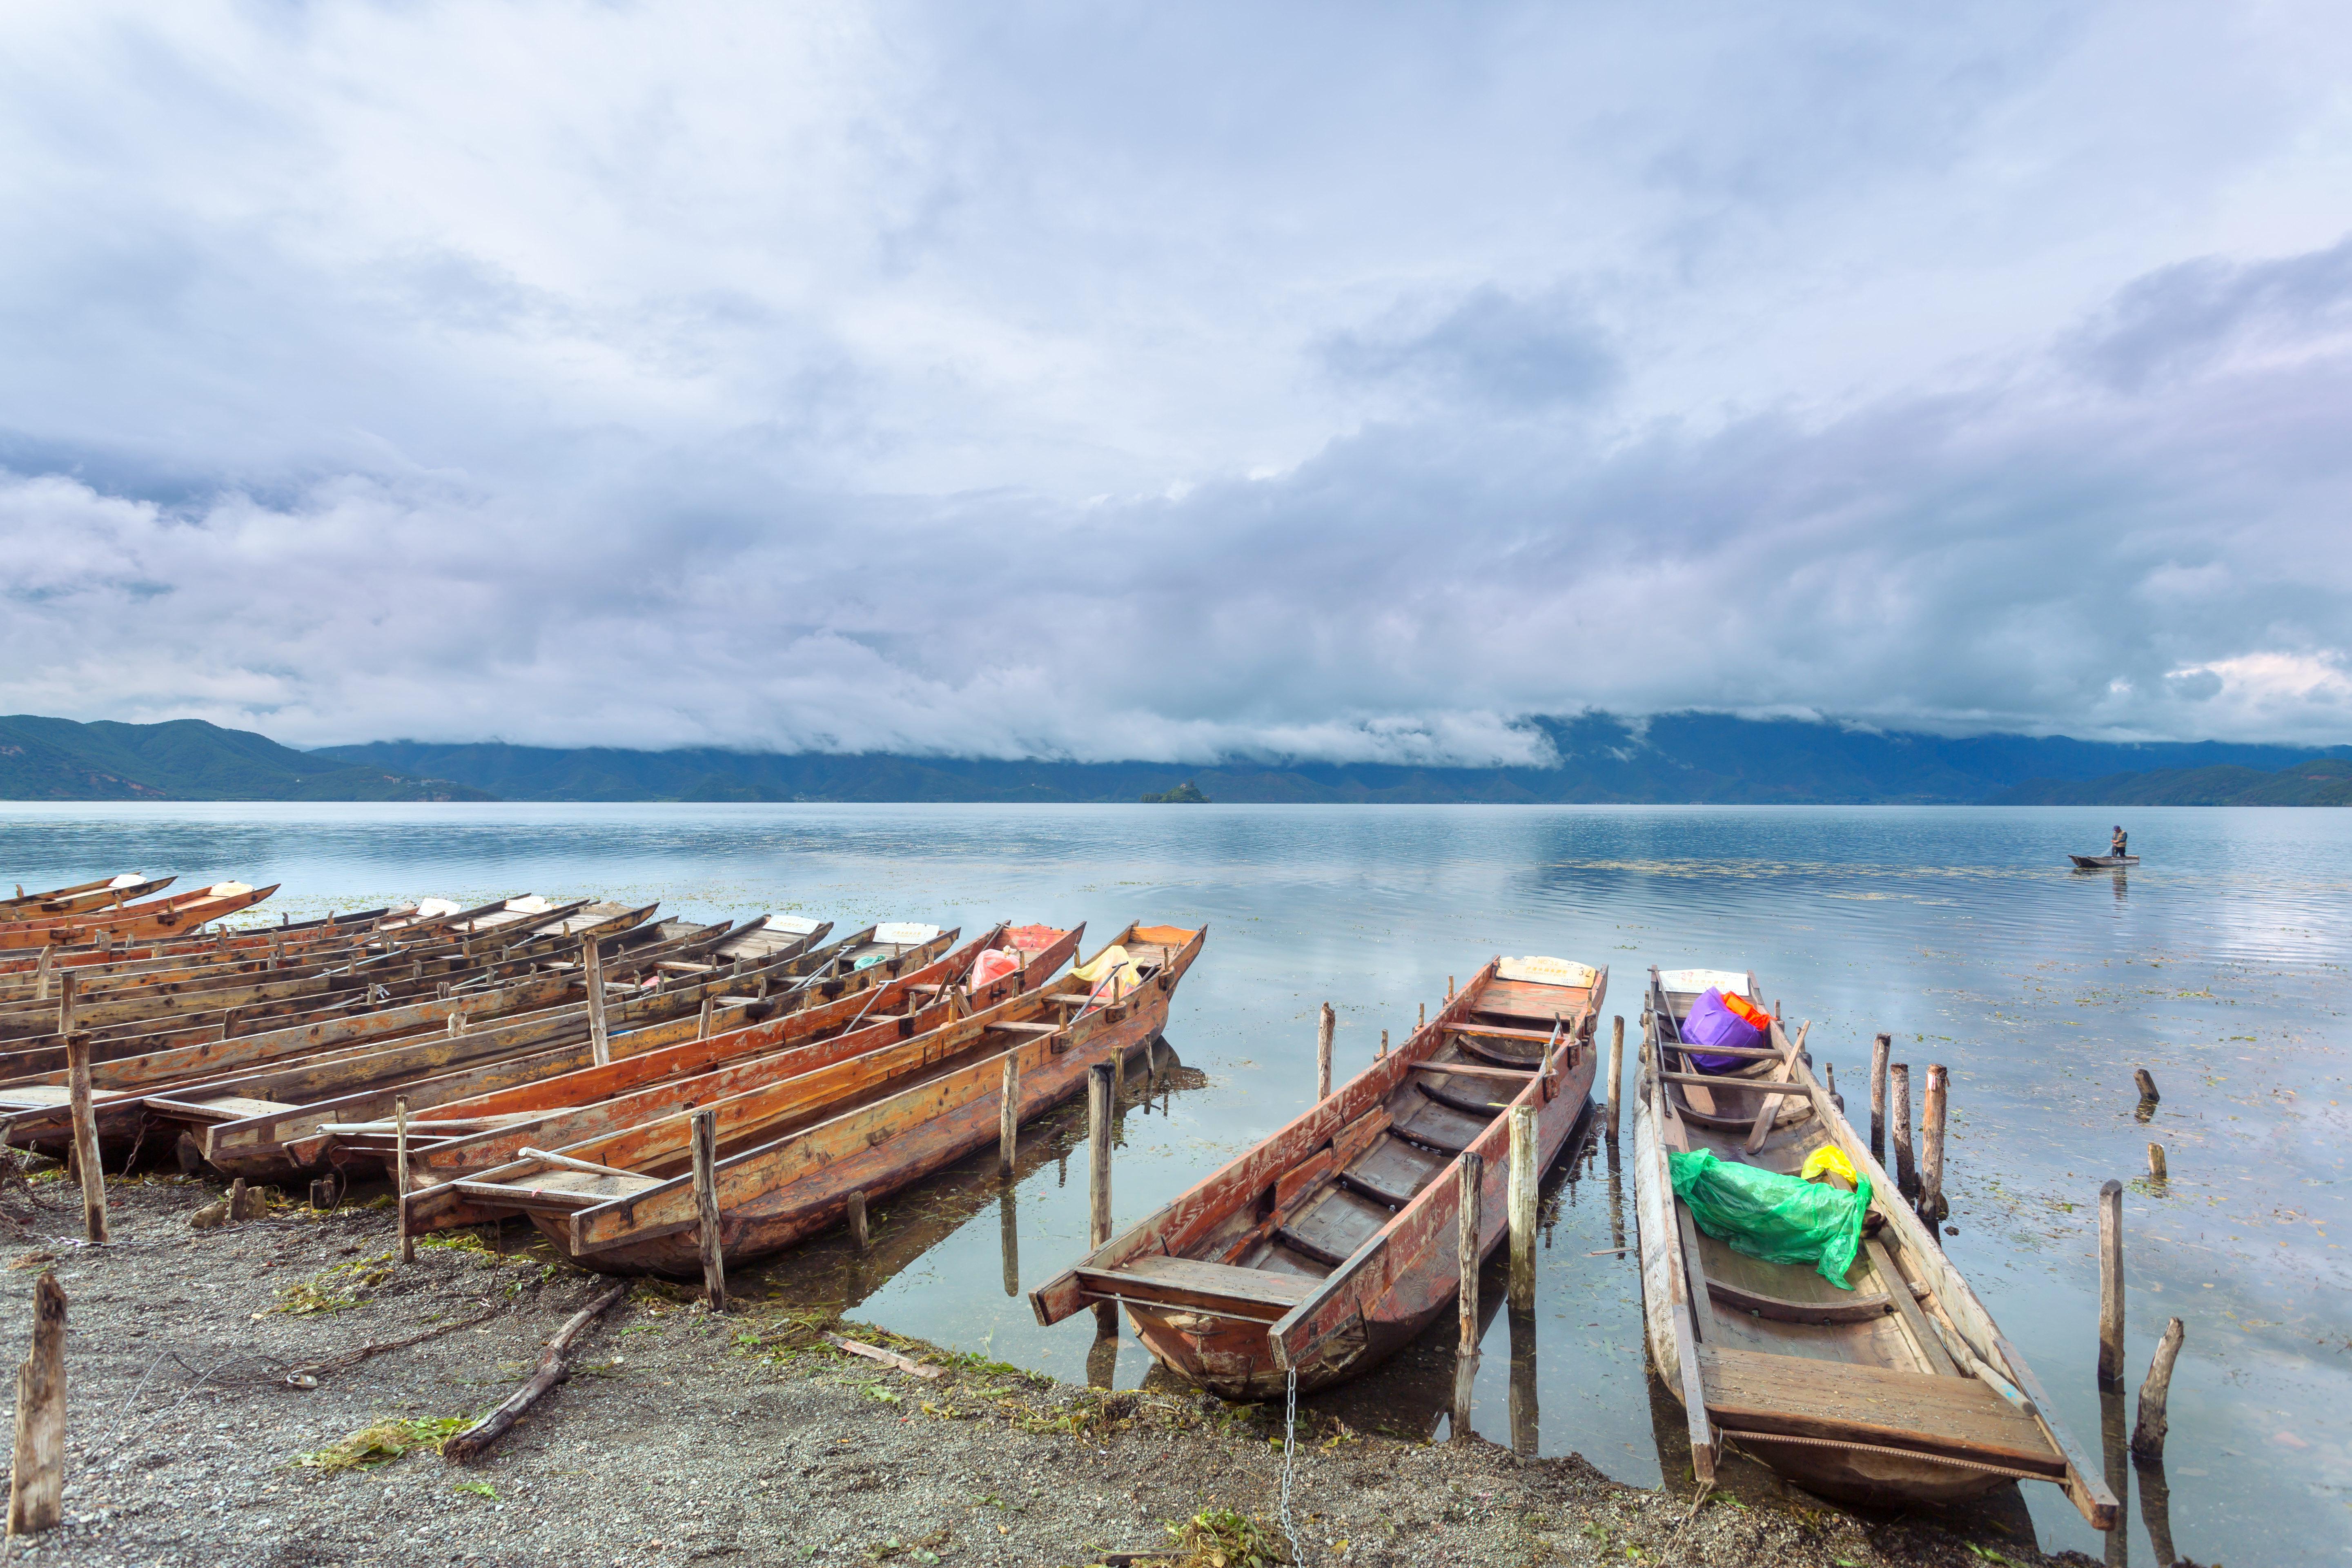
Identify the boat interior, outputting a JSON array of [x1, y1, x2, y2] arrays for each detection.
[[1184, 960, 1599, 1286]]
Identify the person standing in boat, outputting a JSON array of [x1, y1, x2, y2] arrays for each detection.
[[2111, 824, 2129, 858]]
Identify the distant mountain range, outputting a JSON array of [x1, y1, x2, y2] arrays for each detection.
[[4, 712, 2345, 804], [0, 715, 490, 802], [1990, 757, 2352, 806]]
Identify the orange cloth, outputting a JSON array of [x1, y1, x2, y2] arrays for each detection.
[[1004, 924, 1064, 951], [1722, 992, 1773, 1032], [1129, 924, 1195, 947]]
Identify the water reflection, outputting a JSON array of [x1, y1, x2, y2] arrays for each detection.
[[2103, 1386, 2132, 1568], [1508, 1301, 1539, 1455], [2134, 1456, 2176, 1568]]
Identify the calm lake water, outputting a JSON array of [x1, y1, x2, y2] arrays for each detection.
[[4, 803, 2346, 1563]]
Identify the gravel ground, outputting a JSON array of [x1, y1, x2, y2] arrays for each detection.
[[0, 1172, 2109, 1568]]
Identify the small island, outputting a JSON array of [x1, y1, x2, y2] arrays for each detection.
[[1140, 780, 1210, 803]]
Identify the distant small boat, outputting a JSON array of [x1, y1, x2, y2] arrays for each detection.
[[2067, 855, 2139, 869]]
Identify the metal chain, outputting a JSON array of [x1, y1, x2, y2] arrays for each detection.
[[1278, 1364, 1299, 1555]]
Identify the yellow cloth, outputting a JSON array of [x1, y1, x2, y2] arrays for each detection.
[[1800, 1146, 1860, 1187], [1071, 944, 1145, 998]]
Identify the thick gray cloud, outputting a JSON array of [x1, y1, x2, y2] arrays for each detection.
[[3, 1, 2349, 760]]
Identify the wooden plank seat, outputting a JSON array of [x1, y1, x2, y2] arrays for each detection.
[[1699, 1345, 2065, 1475], [1443, 1022, 1563, 1045], [1070, 1255, 1315, 1322]]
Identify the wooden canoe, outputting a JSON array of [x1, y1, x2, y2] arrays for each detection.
[[405, 922, 1205, 1276], [0, 877, 176, 918], [2067, 855, 2138, 869], [0, 903, 413, 981], [1632, 967, 2115, 1525], [0, 883, 279, 950], [1030, 956, 1605, 1402], [0, 876, 156, 913]]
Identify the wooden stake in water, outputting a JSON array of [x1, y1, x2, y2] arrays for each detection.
[[1889, 1063, 1918, 1196], [1606, 1016, 1626, 1140], [584, 936, 611, 1067], [1378, 1029, 1389, 1060], [2147, 1143, 2167, 1182], [1920, 1063, 1949, 1224], [998, 1051, 1021, 1177], [2130, 1317, 2185, 1461], [1088, 1062, 1116, 1334], [692, 1109, 727, 1308], [2098, 1179, 2126, 1388], [1453, 1150, 1483, 1442], [65, 1033, 107, 1245], [395, 1097, 414, 1265], [1507, 1105, 1538, 1311], [1316, 1003, 1335, 1100], [1869, 1033, 1891, 1161]]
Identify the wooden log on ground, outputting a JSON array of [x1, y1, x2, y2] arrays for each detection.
[[692, 1109, 726, 1309], [64, 1033, 107, 1245], [1088, 1061, 1115, 1334], [1889, 1062, 1917, 1196], [1316, 1002, 1334, 1100], [998, 1052, 1021, 1177], [1454, 1149, 1483, 1442], [6, 1273, 65, 1537], [2130, 1316, 2184, 1461], [1869, 1032, 1891, 1162], [2098, 1179, 2126, 1388], [1920, 1062, 1949, 1224], [441, 1283, 628, 1464], [1606, 1016, 1625, 1139], [1507, 1104, 1538, 1311]]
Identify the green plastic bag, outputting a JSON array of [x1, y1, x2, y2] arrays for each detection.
[[1668, 1148, 1871, 1289]]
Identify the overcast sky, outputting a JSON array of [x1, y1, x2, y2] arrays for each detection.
[[5, 2, 2350, 762]]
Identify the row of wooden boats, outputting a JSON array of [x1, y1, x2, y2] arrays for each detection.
[[3, 871, 2111, 1523]]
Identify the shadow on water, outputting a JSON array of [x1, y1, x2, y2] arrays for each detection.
[[734, 1039, 1212, 1318]]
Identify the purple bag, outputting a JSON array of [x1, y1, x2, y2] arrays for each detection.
[[1678, 987, 1765, 1073]]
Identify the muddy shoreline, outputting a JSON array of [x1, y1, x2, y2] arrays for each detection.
[[0, 1173, 2103, 1567]]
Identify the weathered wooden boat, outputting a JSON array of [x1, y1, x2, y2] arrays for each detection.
[[407, 922, 1203, 1275], [0, 882, 278, 950], [200, 923, 988, 1180], [0, 875, 159, 913], [2067, 855, 2139, 869], [0, 904, 414, 982], [0, 876, 176, 918], [1633, 966, 2114, 1525], [366, 924, 1078, 1181], [1029, 955, 1602, 1401]]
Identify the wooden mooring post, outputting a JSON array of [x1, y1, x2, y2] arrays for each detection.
[[7, 1272, 67, 1537], [2098, 1179, 2126, 1388], [1869, 1033, 1891, 1161], [2147, 1143, 2167, 1182], [692, 1109, 726, 1309], [1605, 1016, 1626, 1140], [395, 1097, 415, 1264], [1453, 1150, 1483, 1441], [846, 1191, 869, 1253], [998, 1052, 1021, 1177], [584, 936, 612, 1067], [1919, 1063, 1949, 1224], [1507, 1105, 1538, 1311], [1316, 1003, 1335, 1100], [1088, 1062, 1116, 1334], [64, 1032, 107, 1245], [1888, 1062, 1917, 1196]]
